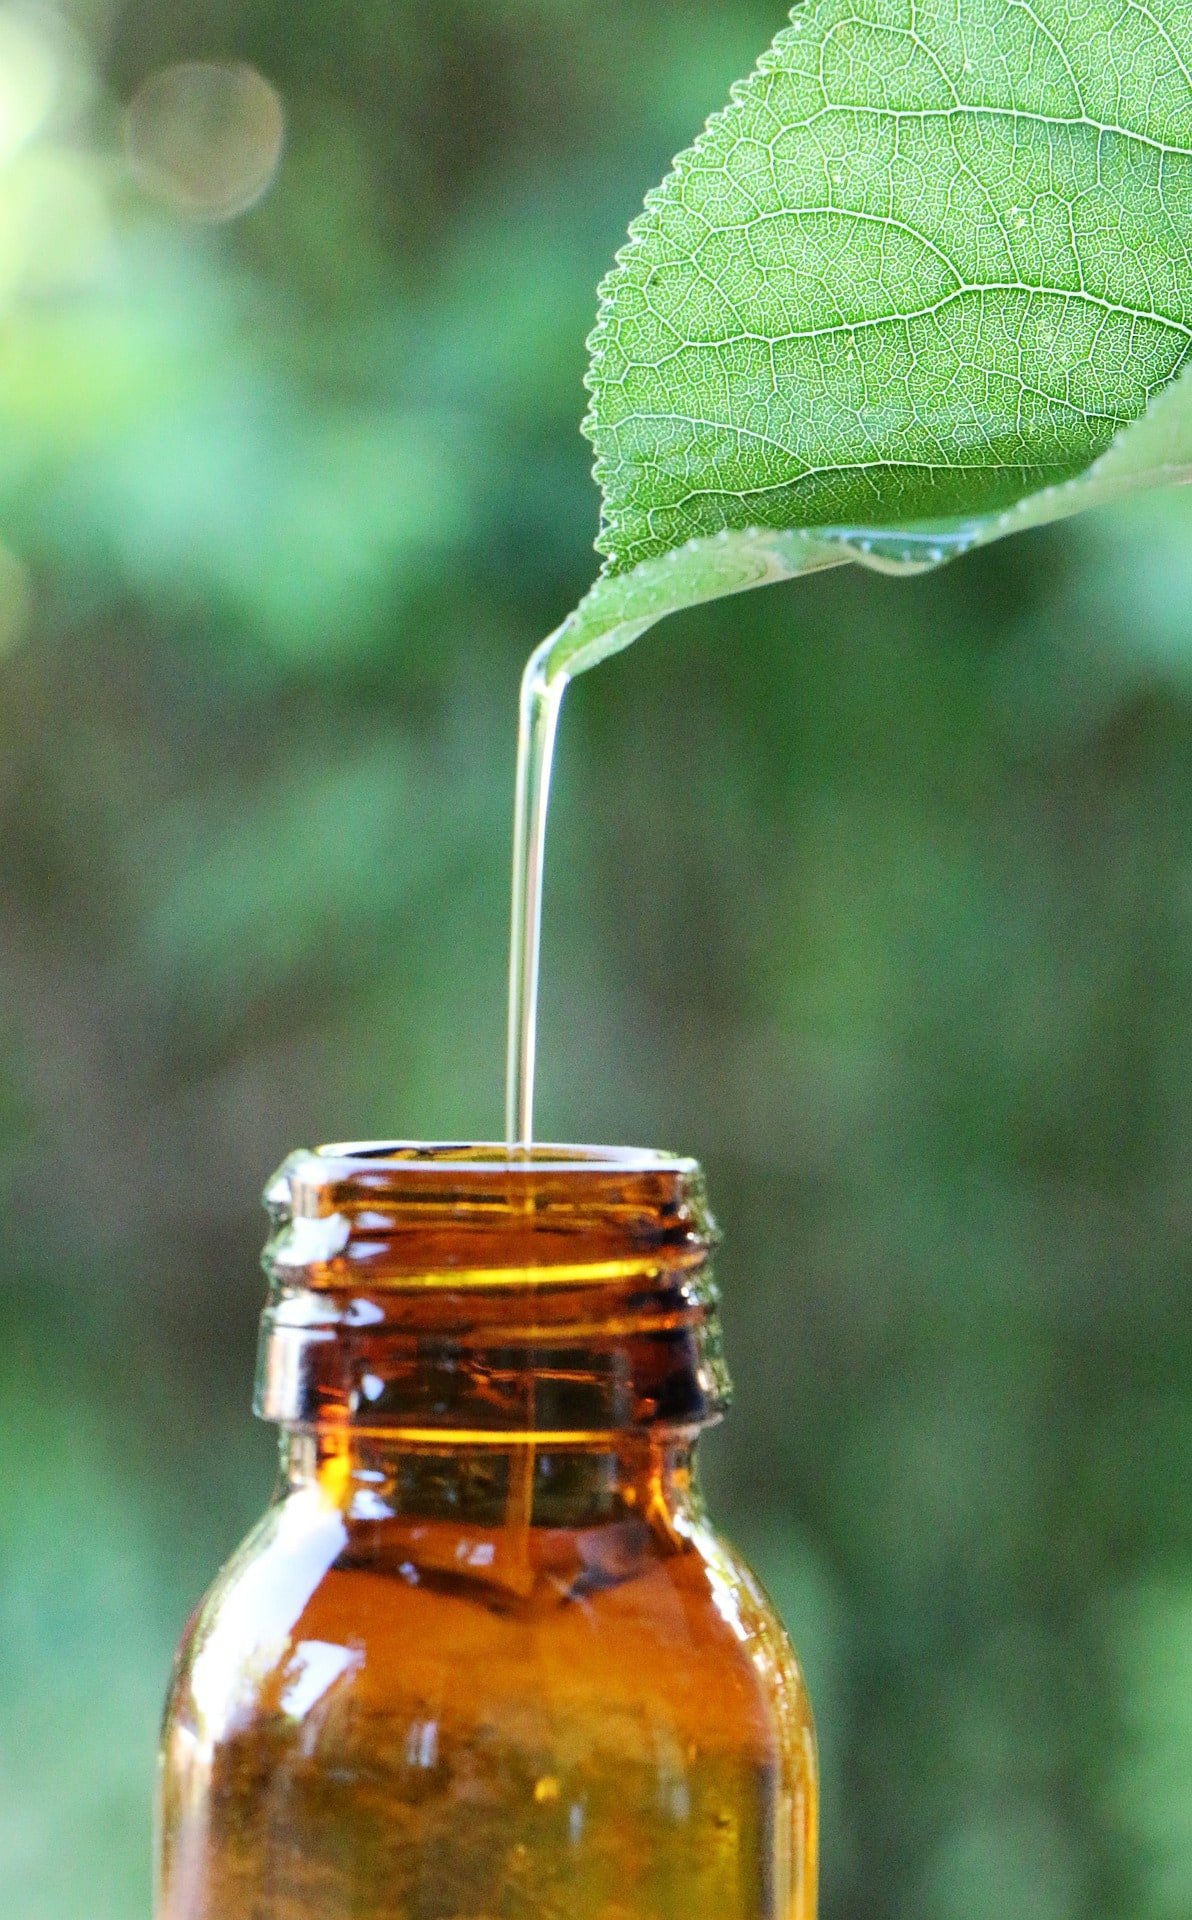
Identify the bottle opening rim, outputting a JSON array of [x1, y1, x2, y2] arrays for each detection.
[[317, 1141, 699, 1176], [262, 1141, 716, 1288]]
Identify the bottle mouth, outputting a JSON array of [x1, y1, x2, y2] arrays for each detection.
[[256, 1142, 729, 1436], [262, 1140, 716, 1291], [315, 1141, 698, 1174]]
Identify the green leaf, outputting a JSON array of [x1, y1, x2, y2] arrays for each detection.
[[546, 0, 1192, 682]]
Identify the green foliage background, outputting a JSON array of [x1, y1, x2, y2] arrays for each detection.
[[3, 4, 1192, 1917]]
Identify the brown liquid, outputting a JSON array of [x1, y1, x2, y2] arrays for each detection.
[[160, 1443, 816, 1920], [156, 1146, 818, 1920]]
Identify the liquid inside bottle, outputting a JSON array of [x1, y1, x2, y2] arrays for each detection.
[[156, 1143, 818, 1920]]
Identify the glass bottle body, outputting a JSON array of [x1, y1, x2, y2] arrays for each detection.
[[156, 1144, 818, 1920]]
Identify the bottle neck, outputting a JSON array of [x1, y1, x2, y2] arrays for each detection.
[[278, 1426, 706, 1535]]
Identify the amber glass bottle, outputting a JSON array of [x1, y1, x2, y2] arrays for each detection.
[[157, 1143, 818, 1920]]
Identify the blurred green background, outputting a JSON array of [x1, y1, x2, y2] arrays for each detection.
[[2, 2, 1192, 1916]]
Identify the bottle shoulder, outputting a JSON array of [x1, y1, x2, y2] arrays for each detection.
[[165, 1486, 811, 1763]]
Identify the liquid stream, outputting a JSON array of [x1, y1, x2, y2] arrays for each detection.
[[505, 637, 567, 1147]]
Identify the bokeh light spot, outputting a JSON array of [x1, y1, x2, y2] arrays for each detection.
[[124, 60, 284, 221]]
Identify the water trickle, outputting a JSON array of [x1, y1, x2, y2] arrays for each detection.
[[505, 637, 568, 1148]]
